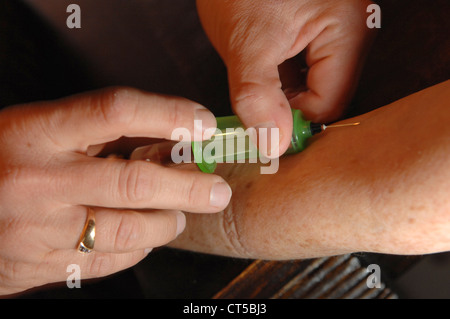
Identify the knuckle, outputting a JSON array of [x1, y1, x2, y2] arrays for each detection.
[[117, 161, 150, 204], [155, 213, 178, 244], [96, 86, 138, 128], [88, 253, 115, 278], [234, 89, 261, 106], [186, 178, 201, 207], [0, 168, 18, 199], [231, 83, 268, 112], [165, 99, 185, 130], [0, 166, 43, 198], [0, 166, 24, 191], [113, 213, 142, 252]]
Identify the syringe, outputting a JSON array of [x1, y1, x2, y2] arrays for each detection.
[[130, 109, 360, 173]]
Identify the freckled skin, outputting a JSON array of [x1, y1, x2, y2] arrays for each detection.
[[171, 81, 450, 259]]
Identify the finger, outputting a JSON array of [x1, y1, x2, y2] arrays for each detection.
[[288, 17, 375, 123], [94, 209, 185, 253], [227, 55, 293, 158], [75, 250, 148, 280], [50, 206, 185, 253], [57, 155, 232, 213], [41, 249, 148, 284], [42, 87, 217, 151]]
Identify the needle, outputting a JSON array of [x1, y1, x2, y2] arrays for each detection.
[[321, 122, 360, 130]]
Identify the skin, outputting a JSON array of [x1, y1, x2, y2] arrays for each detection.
[[197, 0, 376, 156], [170, 80, 450, 260], [0, 87, 232, 296]]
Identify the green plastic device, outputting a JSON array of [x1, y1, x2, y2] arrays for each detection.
[[191, 109, 322, 173]]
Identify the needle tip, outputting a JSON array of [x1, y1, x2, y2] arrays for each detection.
[[323, 122, 361, 129]]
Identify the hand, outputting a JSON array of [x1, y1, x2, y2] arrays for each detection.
[[197, 0, 376, 156], [0, 87, 232, 296]]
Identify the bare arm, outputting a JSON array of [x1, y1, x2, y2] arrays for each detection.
[[170, 80, 450, 260]]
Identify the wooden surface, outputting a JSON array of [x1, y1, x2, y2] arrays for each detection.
[[2, 0, 449, 299]]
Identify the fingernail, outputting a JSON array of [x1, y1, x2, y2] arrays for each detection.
[[86, 143, 106, 157], [176, 211, 186, 236], [194, 107, 217, 140], [251, 122, 281, 158], [210, 182, 232, 208], [144, 248, 153, 255]]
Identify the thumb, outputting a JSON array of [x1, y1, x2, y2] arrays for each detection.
[[227, 58, 293, 158]]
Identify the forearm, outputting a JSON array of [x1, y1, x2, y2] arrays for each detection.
[[170, 80, 450, 259]]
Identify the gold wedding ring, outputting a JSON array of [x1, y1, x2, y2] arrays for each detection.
[[77, 208, 96, 253]]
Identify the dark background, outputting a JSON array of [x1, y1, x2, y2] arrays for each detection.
[[0, 0, 449, 299]]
